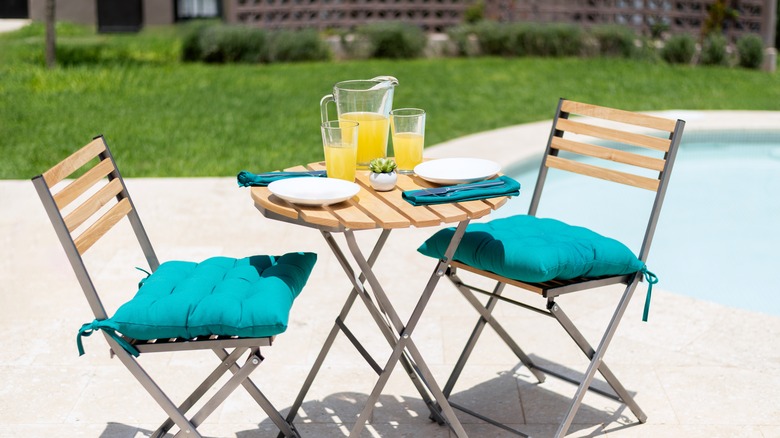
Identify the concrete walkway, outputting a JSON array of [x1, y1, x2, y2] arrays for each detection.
[[2, 111, 779, 437], [0, 19, 30, 33]]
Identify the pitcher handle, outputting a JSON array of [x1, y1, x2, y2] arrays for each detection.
[[320, 94, 334, 123], [370, 75, 399, 86]]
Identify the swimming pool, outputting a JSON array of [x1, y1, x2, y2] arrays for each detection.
[[493, 130, 780, 317]]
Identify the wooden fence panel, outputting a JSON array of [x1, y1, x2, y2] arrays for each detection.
[[224, 0, 769, 42]]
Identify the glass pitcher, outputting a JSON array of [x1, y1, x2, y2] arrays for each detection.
[[320, 76, 398, 169]]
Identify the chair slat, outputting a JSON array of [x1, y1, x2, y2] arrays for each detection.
[[546, 155, 660, 191], [64, 178, 124, 232], [53, 158, 115, 210], [561, 100, 677, 132], [551, 137, 666, 171], [556, 118, 671, 152], [74, 197, 132, 254], [43, 138, 106, 187]]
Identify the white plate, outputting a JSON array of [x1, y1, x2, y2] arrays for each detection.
[[268, 177, 360, 206], [414, 158, 501, 185]]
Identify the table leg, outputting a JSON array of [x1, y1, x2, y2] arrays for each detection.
[[281, 229, 390, 433], [287, 220, 471, 437], [343, 221, 471, 437]]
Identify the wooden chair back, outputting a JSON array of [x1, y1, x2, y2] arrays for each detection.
[[31, 135, 159, 319], [529, 99, 686, 262]]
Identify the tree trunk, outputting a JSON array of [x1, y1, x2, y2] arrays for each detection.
[[45, 0, 56, 69]]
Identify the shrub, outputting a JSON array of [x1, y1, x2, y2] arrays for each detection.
[[181, 21, 214, 62], [661, 34, 695, 64], [56, 39, 138, 65], [56, 40, 111, 65], [736, 33, 764, 69], [463, 0, 485, 24], [700, 33, 729, 66], [591, 25, 637, 58], [471, 23, 584, 57], [516, 24, 584, 57], [635, 37, 661, 62], [446, 24, 478, 56], [352, 22, 426, 59], [267, 29, 330, 62], [472, 21, 512, 56], [198, 25, 268, 63]]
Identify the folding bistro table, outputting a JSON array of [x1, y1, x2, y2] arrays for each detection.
[[250, 162, 513, 437]]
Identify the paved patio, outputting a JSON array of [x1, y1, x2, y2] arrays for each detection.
[[2, 111, 779, 437]]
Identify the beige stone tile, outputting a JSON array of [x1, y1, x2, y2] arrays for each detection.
[[657, 365, 780, 426], [760, 426, 780, 438], [456, 422, 607, 438], [0, 422, 143, 438], [606, 424, 767, 437], [0, 365, 92, 424], [444, 366, 525, 425], [677, 307, 780, 371]]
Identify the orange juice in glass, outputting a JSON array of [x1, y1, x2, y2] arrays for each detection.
[[393, 133, 424, 171], [390, 108, 426, 174], [321, 120, 358, 182], [339, 112, 389, 169]]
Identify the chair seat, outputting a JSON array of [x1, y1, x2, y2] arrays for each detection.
[[418, 215, 645, 284], [84, 253, 317, 345]]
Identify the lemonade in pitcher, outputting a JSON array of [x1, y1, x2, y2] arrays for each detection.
[[339, 112, 390, 169]]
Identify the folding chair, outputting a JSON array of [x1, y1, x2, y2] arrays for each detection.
[[32, 135, 317, 438], [418, 99, 685, 437]]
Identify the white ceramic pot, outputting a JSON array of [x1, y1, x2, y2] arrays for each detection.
[[369, 171, 397, 191]]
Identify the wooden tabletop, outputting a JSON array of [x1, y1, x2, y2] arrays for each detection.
[[251, 161, 511, 231]]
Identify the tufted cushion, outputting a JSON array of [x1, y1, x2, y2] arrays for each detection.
[[418, 215, 644, 283], [79, 253, 316, 354]]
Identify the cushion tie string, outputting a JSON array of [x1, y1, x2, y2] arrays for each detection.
[[641, 268, 658, 322], [77, 320, 140, 357]]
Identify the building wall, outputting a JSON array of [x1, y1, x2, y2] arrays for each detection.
[[145, 0, 174, 25], [29, 0, 95, 25], [28, 0, 174, 26]]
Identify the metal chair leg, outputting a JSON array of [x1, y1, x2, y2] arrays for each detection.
[[106, 336, 203, 438], [553, 279, 644, 437]]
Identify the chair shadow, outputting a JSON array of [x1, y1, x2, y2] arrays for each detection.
[[249, 358, 641, 437], [99, 358, 643, 437]]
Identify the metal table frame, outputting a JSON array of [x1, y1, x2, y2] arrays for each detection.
[[260, 206, 471, 437]]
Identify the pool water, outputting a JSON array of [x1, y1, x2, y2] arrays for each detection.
[[494, 131, 780, 317]]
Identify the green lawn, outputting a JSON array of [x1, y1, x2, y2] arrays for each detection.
[[2, 25, 779, 178]]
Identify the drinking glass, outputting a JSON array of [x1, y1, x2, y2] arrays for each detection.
[[390, 108, 426, 174], [321, 121, 359, 182]]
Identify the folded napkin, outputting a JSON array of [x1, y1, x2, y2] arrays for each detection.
[[402, 176, 521, 206], [237, 170, 326, 187]]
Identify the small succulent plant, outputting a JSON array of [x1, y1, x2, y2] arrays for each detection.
[[368, 158, 397, 174]]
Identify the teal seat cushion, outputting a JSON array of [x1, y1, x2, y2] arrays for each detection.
[[78, 253, 317, 356], [418, 215, 644, 283]]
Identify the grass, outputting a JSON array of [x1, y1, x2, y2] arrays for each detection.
[[1, 23, 779, 179]]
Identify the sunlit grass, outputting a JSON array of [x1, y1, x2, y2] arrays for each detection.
[[2, 24, 779, 178]]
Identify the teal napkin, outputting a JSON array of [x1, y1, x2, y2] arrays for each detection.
[[237, 170, 326, 187], [402, 176, 521, 206]]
